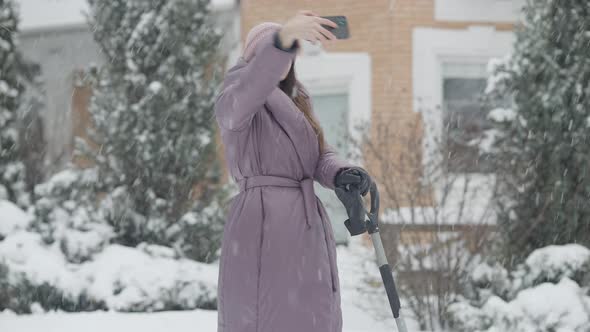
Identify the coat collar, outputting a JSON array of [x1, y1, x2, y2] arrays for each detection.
[[265, 86, 319, 178], [230, 56, 319, 177]]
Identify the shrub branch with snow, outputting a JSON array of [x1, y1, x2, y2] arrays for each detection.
[[0, 203, 218, 313], [72, 0, 230, 262], [0, 0, 43, 209], [485, 0, 590, 263], [449, 244, 590, 332]]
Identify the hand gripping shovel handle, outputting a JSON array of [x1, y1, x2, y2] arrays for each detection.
[[337, 172, 363, 189], [341, 180, 409, 332]]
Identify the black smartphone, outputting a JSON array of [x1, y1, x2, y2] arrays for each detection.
[[320, 15, 350, 39]]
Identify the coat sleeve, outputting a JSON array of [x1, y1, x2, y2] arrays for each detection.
[[299, 83, 357, 190], [214, 31, 298, 132], [314, 142, 356, 190]]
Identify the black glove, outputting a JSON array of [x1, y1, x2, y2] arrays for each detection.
[[334, 166, 372, 196], [334, 184, 367, 236]]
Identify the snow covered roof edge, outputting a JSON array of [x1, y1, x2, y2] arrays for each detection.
[[17, 0, 237, 32]]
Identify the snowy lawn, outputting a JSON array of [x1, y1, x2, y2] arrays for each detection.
[[1, 236, 409, 331], [0, 301, 392, 332]]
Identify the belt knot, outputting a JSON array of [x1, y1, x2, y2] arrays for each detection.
[[238, 175, 316, 229]]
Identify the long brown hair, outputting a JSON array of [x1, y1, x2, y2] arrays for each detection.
[[279, 60, 327, 154]]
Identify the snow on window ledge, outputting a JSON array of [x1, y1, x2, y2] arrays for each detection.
[[434, 0, 525, 23]]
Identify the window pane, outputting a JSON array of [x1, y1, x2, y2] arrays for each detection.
[[310, 93, 348, 154], [442, 75, 492, 173]]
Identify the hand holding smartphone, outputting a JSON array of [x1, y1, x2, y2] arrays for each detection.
[[279, 10, 350, 49]]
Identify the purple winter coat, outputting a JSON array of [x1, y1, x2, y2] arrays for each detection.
[[214, 31, 356, 332]]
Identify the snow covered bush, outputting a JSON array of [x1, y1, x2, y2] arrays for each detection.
[[0, 0, 40, 209], [0, 230, 104, 313], [97, 182, 229, 262], [449, 244, 590, 332], [165, 195, 227, 262], [1, 200, 219, 313], [0, 232, 218, 313], [466, 261, 512, 304], [485, 0, 590, 263], [33, 168, 114, 264], [516, 244, 590, 289], [0, 200, 33, 240], [75, 244, 218, 312], [73, 0, 229, 262], [0, 233, 218, 313]]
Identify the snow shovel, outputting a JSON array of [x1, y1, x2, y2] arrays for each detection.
[[335, 174, 408, 332]]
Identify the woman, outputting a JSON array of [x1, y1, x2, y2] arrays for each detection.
[[214, 10, 373, 332]]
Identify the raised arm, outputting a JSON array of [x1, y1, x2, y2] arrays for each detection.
[[214, 30, 298, 132]]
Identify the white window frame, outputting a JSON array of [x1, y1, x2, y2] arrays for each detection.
[[434, 0, 525, 23], [413, 26, 514, 202], [438, 58, 491, 174], [296, 51, 372, 167]]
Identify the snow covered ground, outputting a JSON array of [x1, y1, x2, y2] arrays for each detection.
[[0, 300, 393, 332], [0, 235, 409, 332]]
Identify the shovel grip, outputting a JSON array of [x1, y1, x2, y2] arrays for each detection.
[[337, 173, 362, 186], [379, 264, 401, 318], [344, 218, 367, 236]]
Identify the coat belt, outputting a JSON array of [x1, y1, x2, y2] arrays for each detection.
[[238, 175, 316, 229]]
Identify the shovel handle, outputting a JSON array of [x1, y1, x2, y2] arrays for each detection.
[[369, 180, 379, 215]]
